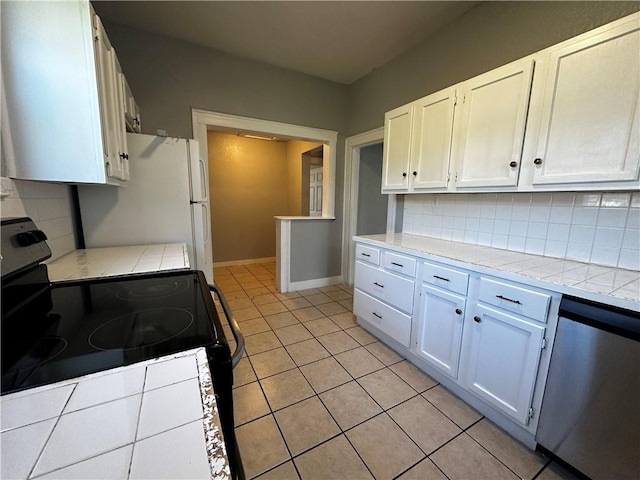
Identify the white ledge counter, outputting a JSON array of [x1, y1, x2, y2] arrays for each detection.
[[0, 348, 230, 480], [354, 233, 639, 312], [46, 244, 190, 282]]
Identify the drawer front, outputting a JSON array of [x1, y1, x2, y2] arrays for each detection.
[[354, 289, 412, 348], [382, 251, 417, 277], [478, 277, 551, 322], [356, 244, 380, 266], [422, 262, 469, 296], [355, 261, 415, 314]]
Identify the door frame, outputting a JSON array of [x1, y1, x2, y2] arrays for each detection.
[[191, 109, 338, 287], [341, 127, 397, 285]]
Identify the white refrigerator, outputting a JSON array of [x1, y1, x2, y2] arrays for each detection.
[[78, 133, 213, 283]]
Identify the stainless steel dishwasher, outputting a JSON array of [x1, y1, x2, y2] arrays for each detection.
[[536, 295, 639, 480]]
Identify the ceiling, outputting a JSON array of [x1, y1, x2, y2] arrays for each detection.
[[93, 1, 480, 85]]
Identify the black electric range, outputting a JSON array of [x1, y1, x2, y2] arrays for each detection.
[[1, 217, 245, 479]]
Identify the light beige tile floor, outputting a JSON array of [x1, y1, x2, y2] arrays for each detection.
[[214, 262, 577, 480]]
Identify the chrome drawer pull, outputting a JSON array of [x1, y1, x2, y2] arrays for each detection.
[[361, 253, 371, 257], [372, 312, 382, 319], [496, 294, 522, 305], [391, 262, 404, 267], [433, 275, 450, 282], [373, 282, 384, 288]]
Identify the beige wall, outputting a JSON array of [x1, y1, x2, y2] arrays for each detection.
[[208, 133, 322, 262], [208, 131, 292, 263]]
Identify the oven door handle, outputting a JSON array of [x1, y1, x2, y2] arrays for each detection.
[[209, 284, 245, 369]]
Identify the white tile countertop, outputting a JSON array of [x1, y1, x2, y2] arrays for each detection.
[[46, 244, 190, 282], [0, 348, 230, 480], [355, 233, 640, 312]]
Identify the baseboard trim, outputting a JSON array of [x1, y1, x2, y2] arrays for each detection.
[[288, 275, 343, 291], [213, 257, 276, 268]]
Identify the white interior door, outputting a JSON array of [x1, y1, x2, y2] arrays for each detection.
[[309, 167, 323, 216]]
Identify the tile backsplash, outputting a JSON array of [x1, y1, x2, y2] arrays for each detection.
[[403, 192, 640, 270], [1, 177, 76, 261]]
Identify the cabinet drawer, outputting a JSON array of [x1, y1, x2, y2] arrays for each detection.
[[422, 262, 469, 295], [382, 251, 417, 277], [354, 289, 412, 348], [478, 277, 551, 322], [356, 244, 380, 266], [355, 261, 415, 314]]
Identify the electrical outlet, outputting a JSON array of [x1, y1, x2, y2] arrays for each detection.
[[432, 195, 439, 207]]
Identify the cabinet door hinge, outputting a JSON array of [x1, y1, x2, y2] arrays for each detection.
[[541, 338, 547, 350], [528, 407, 535, 420]]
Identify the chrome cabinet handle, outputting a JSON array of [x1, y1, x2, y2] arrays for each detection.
[[433, 275, 450, 282], [373, 282, 384, 288], [372, 312, 382, 319], [361, 253, 371, 257], [391, 262, 404, 268], [533, 158, 543, 165], [496, 294, 522, 305]]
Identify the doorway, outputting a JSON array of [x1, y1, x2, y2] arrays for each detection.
[[341, 127, 398, 285], [192, 109, 338, 286]]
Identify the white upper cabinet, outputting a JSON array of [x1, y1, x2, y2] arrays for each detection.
[[528, 16, 640, 186], [452, 59, 534, 188], [410, 88, 457, 190], [380, 12, 639, 194], [382, 104, 413, 191], [382, 88, 456, 192], [121, 75, 142, 134], [1, 0, 133, 185]]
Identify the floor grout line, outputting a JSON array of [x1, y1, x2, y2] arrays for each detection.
[[218, 263, 560, 480]]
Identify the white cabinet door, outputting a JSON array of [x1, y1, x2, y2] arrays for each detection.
[[92, 14, 122, 180], [111, 54, 129, 180], [459, 304, 545, 425], [121, 74, 141, 133], [382, 104, 412, 192], [2, 1, 131, 185], [531, 19, 640, 185], [410, 88, 457, 190], [416, 285, 465, 379], [453, 59, 534, 188]]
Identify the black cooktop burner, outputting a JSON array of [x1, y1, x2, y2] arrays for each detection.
[[89, 308, 194, 350], [1, 270, 227, 394], [115, 278, 190, 301]]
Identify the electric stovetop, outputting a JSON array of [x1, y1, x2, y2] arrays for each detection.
[[1, 269, 227, 394]]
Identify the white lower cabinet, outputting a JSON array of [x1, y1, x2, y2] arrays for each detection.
[[353, 245, 417, 348], [458, 304, 545, 425], [354, 261, 415, 314], [355, 240, 558, 438], [354, 289, 412, 348], [415, 285, 465, 379]]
